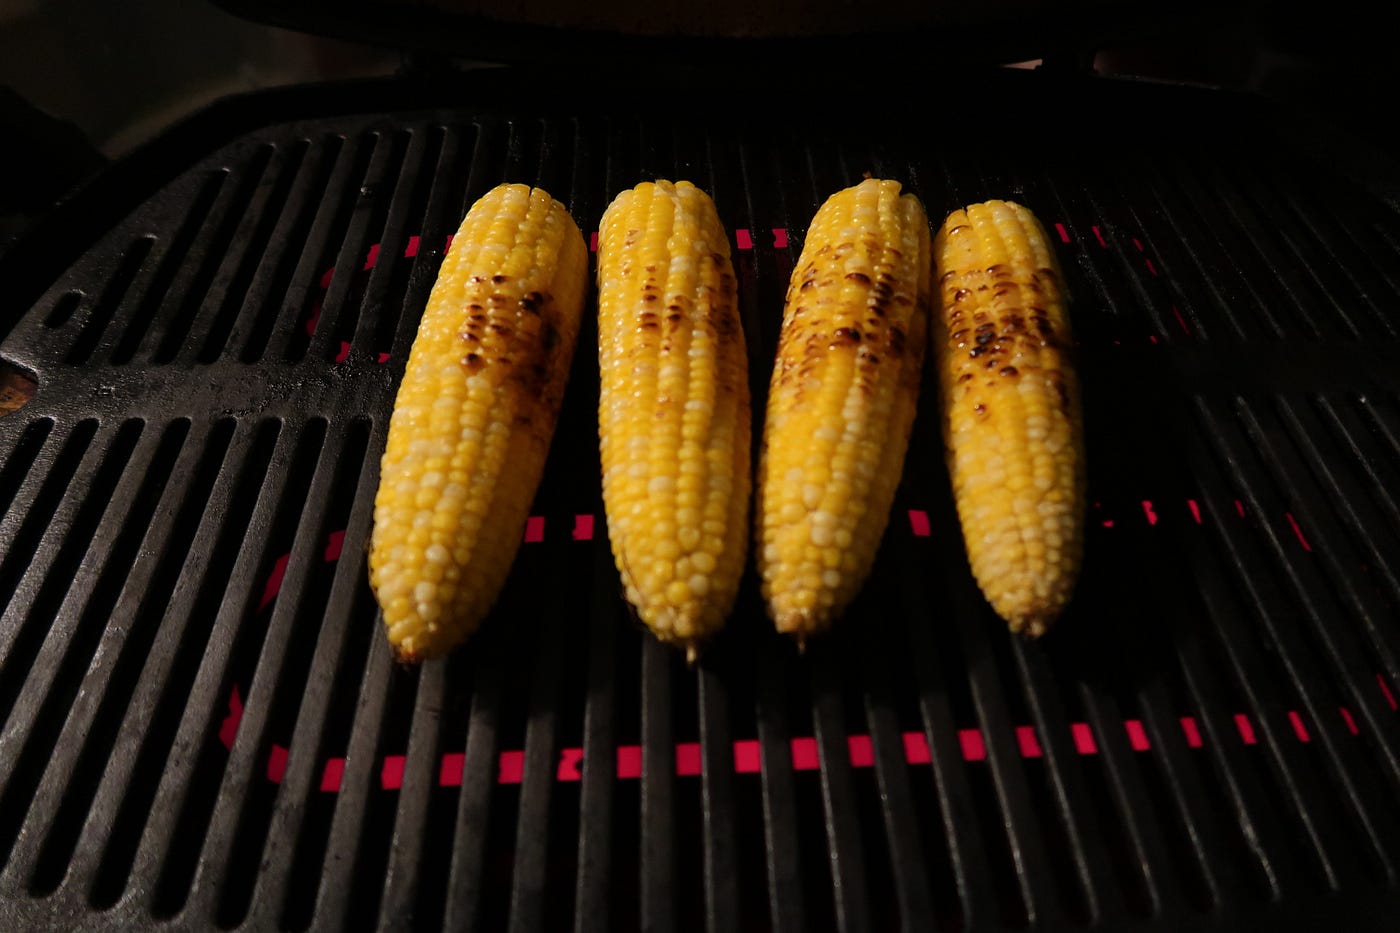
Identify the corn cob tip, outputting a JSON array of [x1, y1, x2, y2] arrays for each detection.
[[386, 620, 452, 663], [1003, 608, 1055, 639], [773, 609, 818, 647], [685, 644, 699, 667]]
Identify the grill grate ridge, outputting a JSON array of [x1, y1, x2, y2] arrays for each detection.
[[152, 146, 277, 365], [108, 170, 228, 366], [181, 418, 338, 922], [80, 417, 280, 910], [15, 418, 192, 898], [0, 420, 103, 704], [195, 141, 313, 365], [0, 419, 53, 528], [0, 419, 141, 873], [63, 239, 156, 366]]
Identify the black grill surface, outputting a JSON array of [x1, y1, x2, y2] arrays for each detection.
[[3, 69, 1400, 932]]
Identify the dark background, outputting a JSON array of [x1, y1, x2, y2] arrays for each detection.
[[1, 0, 1395, 254]]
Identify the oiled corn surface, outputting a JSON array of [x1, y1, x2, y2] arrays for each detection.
[[370, 183, 587, 661], [757, 178, 931, 641], [932, 199, 1085, 636], [597, 180, 751, 658]]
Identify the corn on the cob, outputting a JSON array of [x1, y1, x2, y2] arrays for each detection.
[[932, 199, 1085, 636], [369, 183, 587, 662], [756, 178, 930, 644], [597, 180, 751, 661]]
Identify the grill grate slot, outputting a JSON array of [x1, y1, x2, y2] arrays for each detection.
[[307, 131, 411, 365], [568, 540, 623, 933], [41, 291, 83, 331], [853, 590, 937, 930], [305, 633, 394, 932], [696, 664, 740, 933], [1158, 156, 1298, 340], [1184, 404, 1377, 889], [375, 662, 448, 931], [1134, 160, 1252, 342], [5, 417, 183, 885], [380, 124, 475, 363], [640, 638, 679, 933], [274, 134, 376, 364], [1207, 399, 1400, 768], [63, 239, 156, 366], [1274, 397, 1400, 660], [0, 418, 52, 528], [1069, 400, 1222, 919], [808, 645, 875, 933], [1172, 629, 1294, 900], [243, 414, 382, 926], [352, 126, 446, 365], [894, 543, 993, 932], [0, 419, 139, 874], [195, 141, 313, 364], [1254, 165, 1400, 340], [108, 170, 228, 365], [1224, 161, 1393, 341], [18, 416, 234, 893], [1293, 177, 1400, 310], [151, 147, 278, 365], [504, 546, 579, 933], [233, 135, 346, 365], [138, 419, 326, 919], [0, 420, 102, 700], [1129, 681, 1226, 913], [1008, 638, 1120, 924], [82, 417, 280, 910], [1045, 161, 1190, 346], [440, 634, 506, 933], [271, 570, 379, 931], [215, 418, 372, 928], [1314, 397, 1400, 608], [166, 418, 337, 922], [1076, 687, 1182, 918]]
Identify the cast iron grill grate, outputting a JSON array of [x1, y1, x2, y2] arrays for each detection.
[[2, 71, 1400, 932]]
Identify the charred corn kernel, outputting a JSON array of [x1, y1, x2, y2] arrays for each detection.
[[597, 180, 751, 660], [369, 183, 587, 662], [932, 199, 1085, 636], [756, 178, 930, 643]]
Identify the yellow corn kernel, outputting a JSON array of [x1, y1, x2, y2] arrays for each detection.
[[369, 183, 587, 661], [597, 180, 751, 661], [756, 178, 930, 644], [932, 199, 1085, 636]]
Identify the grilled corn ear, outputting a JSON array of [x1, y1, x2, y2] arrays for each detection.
[[932, 199, 1084, 636], [597, 180, 751, 660], [369, 183, 587, 661], [756, 177, 930, 643]]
